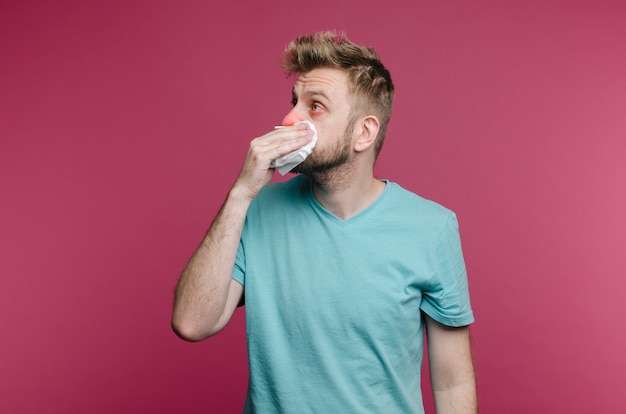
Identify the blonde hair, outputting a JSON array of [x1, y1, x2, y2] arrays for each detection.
[[281, 31, 394, 158]]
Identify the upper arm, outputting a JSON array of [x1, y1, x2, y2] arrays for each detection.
[[173, 280, 244, 342], [424, 313, 475, 389], [424, 313, 477, 413], [210, 280, 244, 336]]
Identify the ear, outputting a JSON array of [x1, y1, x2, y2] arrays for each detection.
[[353, 115, 380, 153]]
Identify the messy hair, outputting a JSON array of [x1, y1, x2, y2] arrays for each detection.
[[281, 31, 394, 158]]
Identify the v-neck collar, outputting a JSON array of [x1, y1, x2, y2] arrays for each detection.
[[304, 177, 391, 227]]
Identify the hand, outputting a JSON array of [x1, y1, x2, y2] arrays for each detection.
[[232, 124, 314, 201]]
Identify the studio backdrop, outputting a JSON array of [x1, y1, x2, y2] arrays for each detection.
[[1, 1, 625, 412]]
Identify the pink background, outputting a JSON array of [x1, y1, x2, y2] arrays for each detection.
[[2, 1, 625, 412]]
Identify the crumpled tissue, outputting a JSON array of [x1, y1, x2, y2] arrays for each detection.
[[270, 120, 317, 175]]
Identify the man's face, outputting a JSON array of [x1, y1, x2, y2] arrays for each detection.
[[282, 68, 357, 174]]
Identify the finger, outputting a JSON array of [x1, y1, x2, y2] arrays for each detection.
[[250, 135, 311, 163], [252, 127, 312, 151]]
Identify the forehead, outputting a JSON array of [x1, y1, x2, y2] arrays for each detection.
[[293, 68, 350, 98]]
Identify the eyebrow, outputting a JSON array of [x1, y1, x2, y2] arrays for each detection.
[[292, 88, 331, 103]]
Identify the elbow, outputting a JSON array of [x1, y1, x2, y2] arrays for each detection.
[[171, 315, 221, 342], [171, 324, 203, 343]]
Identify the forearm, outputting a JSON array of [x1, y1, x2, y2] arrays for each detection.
[[172, 125, 312, 341], [172, 188, 250, 341]]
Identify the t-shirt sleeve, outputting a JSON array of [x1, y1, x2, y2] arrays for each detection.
[[420, 212, 474, 327], [232, 237, 245, 286]]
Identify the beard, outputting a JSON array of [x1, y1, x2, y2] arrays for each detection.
[[291, 117, 355, 176]]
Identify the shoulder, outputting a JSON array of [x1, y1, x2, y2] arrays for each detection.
[[384, 181, 455, 224], [242, 176, 313, 237]]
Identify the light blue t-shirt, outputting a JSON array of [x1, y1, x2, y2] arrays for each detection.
[[232, 175, 473, 414]]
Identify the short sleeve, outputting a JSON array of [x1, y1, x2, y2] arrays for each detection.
[[420, 213, 474, 327], [232, 237, 245, 286]]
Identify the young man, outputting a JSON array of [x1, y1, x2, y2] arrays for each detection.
[[172, 31, 477, 413]]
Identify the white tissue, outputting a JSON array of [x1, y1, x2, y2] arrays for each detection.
[[270, 120, 317, 175]]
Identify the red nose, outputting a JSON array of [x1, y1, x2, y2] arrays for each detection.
[[281, 109, 303, 126]]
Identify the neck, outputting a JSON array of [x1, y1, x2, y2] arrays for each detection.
[[308, 162, 385, 220]]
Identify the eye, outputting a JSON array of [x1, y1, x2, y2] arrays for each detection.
[[291, 98, 297, 107], [312, 102, 324, 112]]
